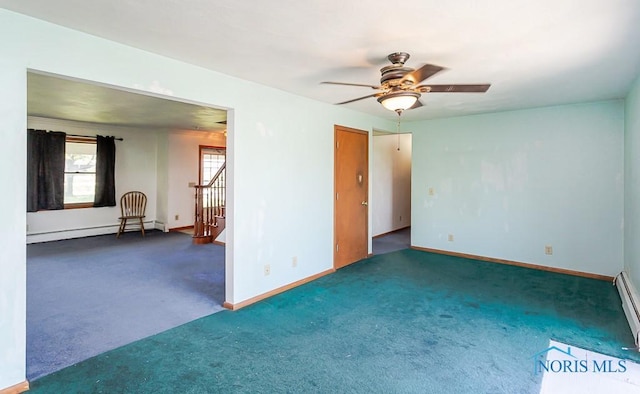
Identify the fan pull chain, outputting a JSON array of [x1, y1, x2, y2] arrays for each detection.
[[396, 109, 403, 151]]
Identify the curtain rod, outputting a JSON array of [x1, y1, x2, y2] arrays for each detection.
[[67, 133, 124, 141]]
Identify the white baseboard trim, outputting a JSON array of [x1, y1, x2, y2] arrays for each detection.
[[26, 220, 156, 244]]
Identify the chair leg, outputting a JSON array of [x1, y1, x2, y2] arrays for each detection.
[[139, 218, 145, 237], [116, 219, 127, 238]]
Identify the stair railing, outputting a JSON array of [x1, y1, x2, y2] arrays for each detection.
[[194, 162, 226, 241]]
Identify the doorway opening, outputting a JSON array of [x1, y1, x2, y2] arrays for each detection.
[[25, 70, 231, 380], [193, 145, 227, 244], [371, 129, 412, 255]]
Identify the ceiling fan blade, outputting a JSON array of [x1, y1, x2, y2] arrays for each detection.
[[321, 81, 380, 89], [409, 99, 424, 110], [400, 64, 445, 85], [419, 84, 491, 93], [336, 93, 380, 105]]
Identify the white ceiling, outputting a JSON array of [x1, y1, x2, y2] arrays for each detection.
[[4, 0, 640, 123], [27, 72, 228, 131]]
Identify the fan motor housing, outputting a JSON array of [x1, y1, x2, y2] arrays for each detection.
[[380, 66, 414, 86]]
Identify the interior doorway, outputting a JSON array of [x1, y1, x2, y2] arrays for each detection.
[[25, 70, 230, 380], [372, 130, 412, 254], [195, 145, 227, 243], [334, 125, 369, 269]]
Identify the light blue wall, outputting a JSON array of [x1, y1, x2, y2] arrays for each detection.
[[625, 76, 640, 288], [408, 101, 624, 277], [0, 10, 395, 389]]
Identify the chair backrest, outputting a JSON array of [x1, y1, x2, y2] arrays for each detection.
[[120, 191, 147, 217]]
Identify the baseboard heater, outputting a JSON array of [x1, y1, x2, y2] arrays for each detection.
[[615, 271, 640, 349], [27, 220, 157, 244]]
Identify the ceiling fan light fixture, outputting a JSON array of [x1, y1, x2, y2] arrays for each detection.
[[378, 91, 420, 112]]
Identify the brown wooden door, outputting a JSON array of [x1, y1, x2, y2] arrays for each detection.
[[334, 125, 368, 269]]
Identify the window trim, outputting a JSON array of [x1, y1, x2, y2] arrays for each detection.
[[64, 136, 97, 209], [64, 202, 95, 210]]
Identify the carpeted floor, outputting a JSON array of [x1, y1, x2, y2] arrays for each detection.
[[27, 230, 225, 380], [29, 248, 639, 393], [373, 227, 410, 255]]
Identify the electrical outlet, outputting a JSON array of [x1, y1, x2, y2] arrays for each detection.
[[545, 245, 553, 255], [174, 214, 179, 221], [448, 234, 454, 242], [264, 264, 271, 276], [292, 256, 298, 268]]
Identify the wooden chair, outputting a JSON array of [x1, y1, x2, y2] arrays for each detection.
[[116, 191, 147, 238]]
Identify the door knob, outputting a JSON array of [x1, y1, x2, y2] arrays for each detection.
[[361, 201, 368, 206]]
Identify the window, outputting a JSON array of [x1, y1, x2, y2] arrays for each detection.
[[27, 129, 116, 212], [64, 137, 97, 207], [200, 146, 226, 185]]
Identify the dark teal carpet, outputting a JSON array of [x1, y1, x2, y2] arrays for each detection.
[[30, 249, 638, 393]]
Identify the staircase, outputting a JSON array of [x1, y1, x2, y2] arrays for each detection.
[[193, 162, 225, 244]]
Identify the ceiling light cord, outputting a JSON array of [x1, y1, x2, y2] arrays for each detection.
[[396, 110, 402, 151]]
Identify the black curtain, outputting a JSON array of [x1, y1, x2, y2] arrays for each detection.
[[94, 135, 116, 207], [27, 129, 66, 212]]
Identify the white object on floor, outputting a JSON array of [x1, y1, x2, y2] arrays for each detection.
[[539, 340, 640, 394]]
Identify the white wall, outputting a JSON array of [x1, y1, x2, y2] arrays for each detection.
[[0, 9, 393, 389], [409, 100, 624, 277], [25, 117, 159, 243], [372, 133, 411, 236], [155, 130, 169, 231], [166, 130, 225, 229], [625, 75, 640, 288], [0, 55, 27, 390]]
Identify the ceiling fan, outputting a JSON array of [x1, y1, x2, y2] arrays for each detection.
[[322, 52, 491, 113]]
